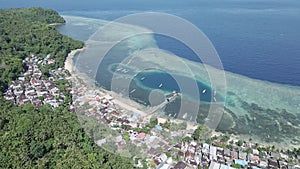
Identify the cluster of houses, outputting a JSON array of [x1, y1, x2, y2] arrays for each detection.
[[134, 138, 299, 169], [69, 69, 300, 169], [169, 141, 299, 169], [3, 54, 65, 108], [71, 83, 152, 149], [71, 78, 190, 161]]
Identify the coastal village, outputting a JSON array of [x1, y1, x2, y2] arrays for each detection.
[[3, 54, 66, 108], [71, 74, 300, 169], [4, 53, 300, 169]]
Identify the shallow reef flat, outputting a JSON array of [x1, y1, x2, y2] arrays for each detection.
[[61, 15, 300, 148]]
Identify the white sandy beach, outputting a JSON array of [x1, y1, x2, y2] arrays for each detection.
[[64, 48, 85, 74]]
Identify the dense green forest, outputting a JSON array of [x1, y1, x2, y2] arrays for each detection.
[[0, 98, 133, 168], [0, 7, 133, 168], [0, 7, 83, 89]]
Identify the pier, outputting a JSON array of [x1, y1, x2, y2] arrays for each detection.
[[146, 92, 180, 116]]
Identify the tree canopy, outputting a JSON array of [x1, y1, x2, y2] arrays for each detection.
[[0, 98, 133, 168], [0, 7, 83, 88], [0, 8, 133, 168], [192, 125, 211, 142]]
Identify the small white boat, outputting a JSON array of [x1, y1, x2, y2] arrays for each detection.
[[182, 113, 187, 119], [202, 89, 206, 93], [159, 83, 163, 88], [141, 77, 145, 81], [213, 90, 217, 96], [213, 97, 217, 102], [130, 89, 136, 93]]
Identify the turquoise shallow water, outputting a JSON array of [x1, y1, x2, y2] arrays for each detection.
[[58, 15, 300, 148], [132, 70, 220, 103]]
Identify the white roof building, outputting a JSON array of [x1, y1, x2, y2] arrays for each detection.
[[209, 161, 221, 169], [209, 146, 217, 161], [252, 149, 259, 155], [159, 153, 168, 162]]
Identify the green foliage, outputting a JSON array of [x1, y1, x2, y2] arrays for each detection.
[[149, 161, 156, 168], [131, 116, 159, 134], [131, 126, 151, 134], [0, 7, 84, 92], [149, 116, 158, 127], [141, 159, 148, 169], [294, 148, 300, 155], [123, 132, 130, 142], [169, 121, 187, 131], [236, 140, 243, 147], [165, 152, 171, 157], [0, 7, 65, 24], [0, 8, 133, 168], [182, 136, 192, 143], [232, 163, 241, 168], [29, 141, 48, 160], [162, 118, 171, 129], [38, 96, 45, 101], [0, 98, 133, 168], [220, 134, 230, 142], [198, 167, 209, 169], [192, 125, 211, 141]]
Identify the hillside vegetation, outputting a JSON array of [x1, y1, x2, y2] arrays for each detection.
[[0, 7, 82, 87], [0, 7, 133, 168]]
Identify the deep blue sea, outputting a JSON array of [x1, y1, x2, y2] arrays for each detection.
[[1, 0, 300, 86]]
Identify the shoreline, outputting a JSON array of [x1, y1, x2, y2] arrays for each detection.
[[64, 48, 151, 118], [64, 48, 299, 151], [64, 48, 86, 74]]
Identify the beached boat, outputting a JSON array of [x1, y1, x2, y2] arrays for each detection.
[[130, 89, 136, 93], [182, 113, 187, 119]]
